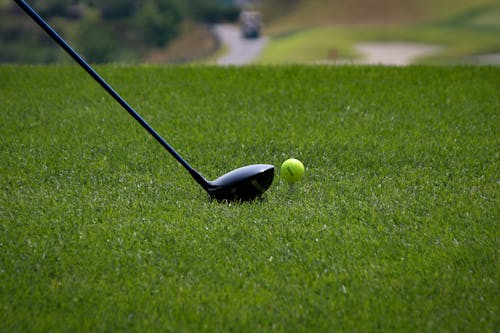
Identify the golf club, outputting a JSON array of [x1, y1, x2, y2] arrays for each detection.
[[15, 0, 275, 202]]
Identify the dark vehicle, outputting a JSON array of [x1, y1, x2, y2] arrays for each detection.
[[239, 11, 261, 38]]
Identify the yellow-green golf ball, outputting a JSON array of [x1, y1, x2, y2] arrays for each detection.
[[281, 158, 305, 183]]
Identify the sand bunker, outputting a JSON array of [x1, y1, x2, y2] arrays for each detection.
[[356, 42, 441, 65]]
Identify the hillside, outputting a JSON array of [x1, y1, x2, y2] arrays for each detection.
[[258, 0, 500, 34], [255, 0, 500, 64]]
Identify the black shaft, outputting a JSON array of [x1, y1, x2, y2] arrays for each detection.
[[15, 0, 208, 188]]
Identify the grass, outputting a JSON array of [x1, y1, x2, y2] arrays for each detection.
[[257, 2, 500, 64], [1, 65, 499, 332], [260, 0, 500, 34]]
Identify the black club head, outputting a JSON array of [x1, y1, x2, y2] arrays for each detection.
[[205, 164, 275, 202]]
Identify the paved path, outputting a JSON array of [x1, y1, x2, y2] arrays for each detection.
[[214, 24, 269, 65]]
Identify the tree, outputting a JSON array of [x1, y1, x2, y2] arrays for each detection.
[[76, 19, 119, 63], [89, 0, 138, 19], [135, 0, 183, 48], [31, 0, 68, 18], [184, 0, 239, 23]]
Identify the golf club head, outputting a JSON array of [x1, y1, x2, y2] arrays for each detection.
[[206, 164, 275, 202]]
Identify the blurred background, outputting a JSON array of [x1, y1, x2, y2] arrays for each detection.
[[2, 0, 500, 65]]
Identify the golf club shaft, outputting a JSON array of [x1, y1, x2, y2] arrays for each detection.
[[15, 0, 208, 188]]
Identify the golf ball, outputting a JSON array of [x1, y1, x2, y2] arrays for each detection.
[[281, 158, 305, 183]]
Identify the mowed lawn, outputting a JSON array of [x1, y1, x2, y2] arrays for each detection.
[[1, 65, 498, 332], [258, 1, 500, 64]]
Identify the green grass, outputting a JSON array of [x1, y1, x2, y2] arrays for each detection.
[[258, 3, 500, 64], [260, 0, 500, 34], [257, 0, 500, 36], [1, 65, 499, 332]]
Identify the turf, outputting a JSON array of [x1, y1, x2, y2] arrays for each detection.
[[258, 3, 500, 64], [1, 65, 498, 332], [260, 0, 500, 34]]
